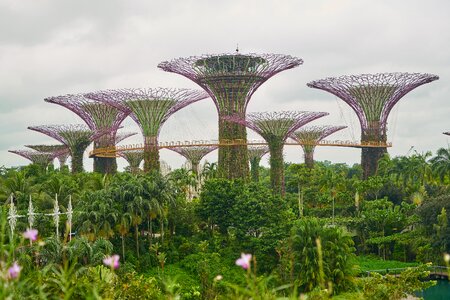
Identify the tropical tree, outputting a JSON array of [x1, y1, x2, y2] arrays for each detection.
[[430, 147, 450, 183]]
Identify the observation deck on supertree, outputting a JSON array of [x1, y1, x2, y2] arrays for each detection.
[[8, 150, 55, 168], [85, 88, 209, 173], [118, 149, 144, 174], [158, 52, 303, 180], [25, 144, 70, 168], [307, 72, 439, 179], [291, 125, 346, 169], [45, 94, 129, 174], [28, 124, 109, 173], [224, 111, 328, 196], [247, 145, 269, 182], [168, 146, 217, 175]]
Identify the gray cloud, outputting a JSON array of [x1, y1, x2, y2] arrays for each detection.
[[1, 0, 449, 169]]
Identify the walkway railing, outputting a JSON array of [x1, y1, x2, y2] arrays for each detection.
[[89, 139, 393, 158]]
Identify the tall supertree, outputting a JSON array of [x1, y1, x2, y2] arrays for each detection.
[[225, 111, 328, 196], [8, 150, 54, 168], [118, 150, 144, 174], [85, 88, 208, 173], [28, 124, 107, 173], [45, 94, 129, 174], [25, 144, 70, 168], [247, 145, 269, 182], [307, 72, 438, 179], [158, 52, 303, 179], [168, 146, 218, 175], [291, 125, 347, 169]]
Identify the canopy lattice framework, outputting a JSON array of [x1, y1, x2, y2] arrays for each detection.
[[8, 150, 55, 167], [85, 88, 208, 173], [158, 52, 303, 180], [169, 145, 218, 175], [291, 125, 346, 168], [28, 124, 108, 173], [45, 94, 130, 174], [25, 144, 70, 168], [225, 111, 328, 195], [118, 149, 144, 174], [307, 72, 439, 178]]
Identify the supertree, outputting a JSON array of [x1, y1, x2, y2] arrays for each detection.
[[28, 124, 108, 173], [168, 146, 218, 175], [158, 52, 303, 179], [247, 145, 269, 182], [45, 94, 130, 174], [307, 72, 439, 179], [291, 125, 347, 169], [8, 150, 54, 168], [115, 132, 137, 144], [225, 111, 328, 196], [25, 144, 70, 168], [85, 88, 208, 173], [118, 150, 144, 174]]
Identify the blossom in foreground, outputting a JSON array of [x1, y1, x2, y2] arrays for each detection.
[[444, 253, 450, 263], [214, 275, 223, 281], [23, 228, 38, 241], [235, 253, 252, 270], [8, 262, 21, 279], [103, 254, 120, 269]]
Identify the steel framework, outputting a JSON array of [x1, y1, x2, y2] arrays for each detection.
[[8, 150, 54, 167], [291, 125, 346, 169], [85, 88, 208, 173], [25, 144, 70, 168], [158, 52, 303, 180], [307, 72, 439, 179], [45, 94, 129, 174], [118, 149, 144, 174], [169, 146, 218, 175], [28, 124, 107, 173], [247, 145, 269, 182], [225, 111, 328, 195]]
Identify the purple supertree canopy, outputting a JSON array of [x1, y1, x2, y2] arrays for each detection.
[[168, 146, 218, 165], [85, 88, 209, 138], [291, 125, 347, 145], [27, 124, 106, 149], [45, 94, 129, 131], [118, 149, 144, 168], [247, 145, 270, 161], [8, 150, 54, 166], [25, 144, 69, 156], [158, 53, 303, 115], [307, 73, 439, 139], [224, 111, 329, 141]]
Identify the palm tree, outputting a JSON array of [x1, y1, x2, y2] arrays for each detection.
[[116, 212, 132, 261], [127, 195, 145, 258], [430, 147, 450, 183]]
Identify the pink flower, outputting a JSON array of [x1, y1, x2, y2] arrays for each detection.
[[103, 254, 120, 269], [235, 253, 252, 270], [23, 228, 38, 241], [8, 262, 21, 279]]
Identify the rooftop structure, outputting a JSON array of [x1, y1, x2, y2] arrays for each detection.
[[225, 111, 328, 195], [45, 94, 129, 174], [291, 125, 346, 168], [308, 72, 439, 179], [158, 52, 303, 180], [85, 88, 208, 173]]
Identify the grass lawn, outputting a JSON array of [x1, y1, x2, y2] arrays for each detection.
[[355, 255, 419, 274]]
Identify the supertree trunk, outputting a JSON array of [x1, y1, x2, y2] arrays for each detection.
[[144, 136, 160, 173], [250, 157, 262, 182], [304, 148, 315, 169], [361, 130, 387, 179], [93, 135, 117, 174], [191, 161, 200, 176], [71, 146, 85, 173], [269, 139, 285, 196], [218, 116, 249, 179]]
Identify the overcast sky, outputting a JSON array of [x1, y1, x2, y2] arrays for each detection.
[[1, 0, 449, 171]]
